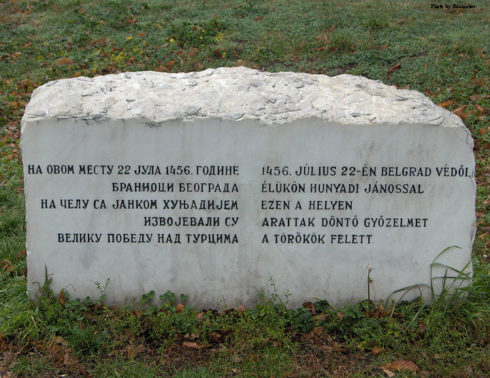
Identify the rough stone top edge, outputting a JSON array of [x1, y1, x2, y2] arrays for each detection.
[[21, 66, 465, 129]]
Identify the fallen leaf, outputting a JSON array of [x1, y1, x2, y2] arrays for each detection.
[[10, 51, 22, 59], [382, 367, 395, 377], [210, 332, 222, 343], [236, 304, 246, 313], [380, 359, 419, 373], [312, 326, 323, 336], [63, 351, 71, 365], [331, 342, 347, 352], [188, 47, 199, 57], [55, 336, 66, 345], [303, 302, 316, 314], [475, 104, 485, 113], [452, 104, 467, 119], [371, 346, 383, 355], [126, 344, 145, 358], [183, 341, 206, 350], [316, 33, 329, 43], [437, 100, 454, 108], [58, 289, 66, 305], [0, 259, 15, 275], [166, 59, 176, 70], [387, 62, 401, 75], [56, 57, 74, 66]]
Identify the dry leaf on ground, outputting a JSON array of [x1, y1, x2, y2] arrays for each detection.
[[183, 341, 207, 350], [380, 359, 419, 373], [387, 62, 401, 75], [176, 303, 184, 313], [56, 57, 74, 65]]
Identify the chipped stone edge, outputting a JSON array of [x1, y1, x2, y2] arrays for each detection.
[[21, 67, 467, 131]]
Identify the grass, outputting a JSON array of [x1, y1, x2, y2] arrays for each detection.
[[0, 267, 488, 376], [0, 0, 489, 376]]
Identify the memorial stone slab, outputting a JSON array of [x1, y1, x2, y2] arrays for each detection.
[[21, 67, 475, 308]]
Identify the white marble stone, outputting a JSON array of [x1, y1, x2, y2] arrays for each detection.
[[21, 68, 475, 308]]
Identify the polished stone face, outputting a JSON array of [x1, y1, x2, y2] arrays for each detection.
[[21, 68, 475, 308]]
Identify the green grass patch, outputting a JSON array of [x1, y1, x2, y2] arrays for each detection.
[[0, 263, 488, 376]]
